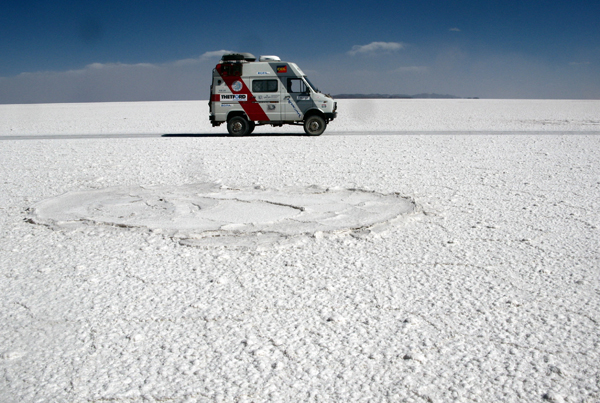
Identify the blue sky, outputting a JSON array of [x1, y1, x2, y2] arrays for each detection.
[[1, 0, 599, 103]]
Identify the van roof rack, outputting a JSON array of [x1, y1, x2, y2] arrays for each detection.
[[221, 53, 256, 62]]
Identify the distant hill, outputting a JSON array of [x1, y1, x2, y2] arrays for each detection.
[[333, 93, 479, 99]]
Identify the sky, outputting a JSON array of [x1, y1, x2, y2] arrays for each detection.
[[1, 0, 599, 103]]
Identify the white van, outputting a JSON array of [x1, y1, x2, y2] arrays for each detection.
[[209, 53, 337, 136]]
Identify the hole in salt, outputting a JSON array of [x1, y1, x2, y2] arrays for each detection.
[[28, 183, 416, 249]]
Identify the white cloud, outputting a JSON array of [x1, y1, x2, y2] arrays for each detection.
[[87, 63, 105, 70], [171, 50, 236, 67], [200, 50, 235, 59], [348, 42, 405, 56], [80, 62, 159, 71], [173, 50, 236, 66], [449, 27, 461, 32], [3, 47, 599, 103], [0, 51, 234, 103]]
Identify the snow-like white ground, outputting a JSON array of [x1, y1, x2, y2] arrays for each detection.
[[1, 100, 599, 402], [1, 99, 599, 136]]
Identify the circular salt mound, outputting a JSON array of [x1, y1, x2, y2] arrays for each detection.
[[30, 183, 415, 248]]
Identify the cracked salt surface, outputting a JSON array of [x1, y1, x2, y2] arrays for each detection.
[[29, 183, 415, 248], [1, 100, 599, 403]]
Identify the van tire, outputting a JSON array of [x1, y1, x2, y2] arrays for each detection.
[[304, 115, 326, 136], [227, 116, 250, 136]]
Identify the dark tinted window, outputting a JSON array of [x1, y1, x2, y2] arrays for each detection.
[[252, 79, 278, 92], [220, 63, 243, 77], [287, 78, 308, 93]]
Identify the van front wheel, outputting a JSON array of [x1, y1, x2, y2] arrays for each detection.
[[304, 115, 326, 136], [227, 116, 250, 136]]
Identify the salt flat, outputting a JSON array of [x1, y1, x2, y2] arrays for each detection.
[[1, 99, 599, 136], [0, 100, 599, 402]]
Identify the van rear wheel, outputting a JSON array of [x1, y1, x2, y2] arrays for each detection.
[[304, 115, 326, 136], [227, 116, 250, 136]]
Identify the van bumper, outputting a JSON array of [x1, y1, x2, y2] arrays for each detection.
[[209, 115, 222, 127], [325, 112, 337, 121]]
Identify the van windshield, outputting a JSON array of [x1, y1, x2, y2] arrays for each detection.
[[304, 77, 319, 93]]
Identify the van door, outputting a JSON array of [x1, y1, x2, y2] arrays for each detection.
[[283, 77, 314, 121], [251, 78, 281, 122]]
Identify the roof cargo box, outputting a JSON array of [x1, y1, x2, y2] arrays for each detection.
[[222, 53, 256, 62]]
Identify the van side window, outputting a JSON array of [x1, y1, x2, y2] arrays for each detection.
[[287, 78, 307, 93], [221, 63, 243, 77], [252, 79, 278, 92]]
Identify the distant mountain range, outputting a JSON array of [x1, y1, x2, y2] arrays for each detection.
[[332, 93, 479, 99]]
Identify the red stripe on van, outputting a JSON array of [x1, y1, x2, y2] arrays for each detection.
[[217, 67, 270, 122]]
